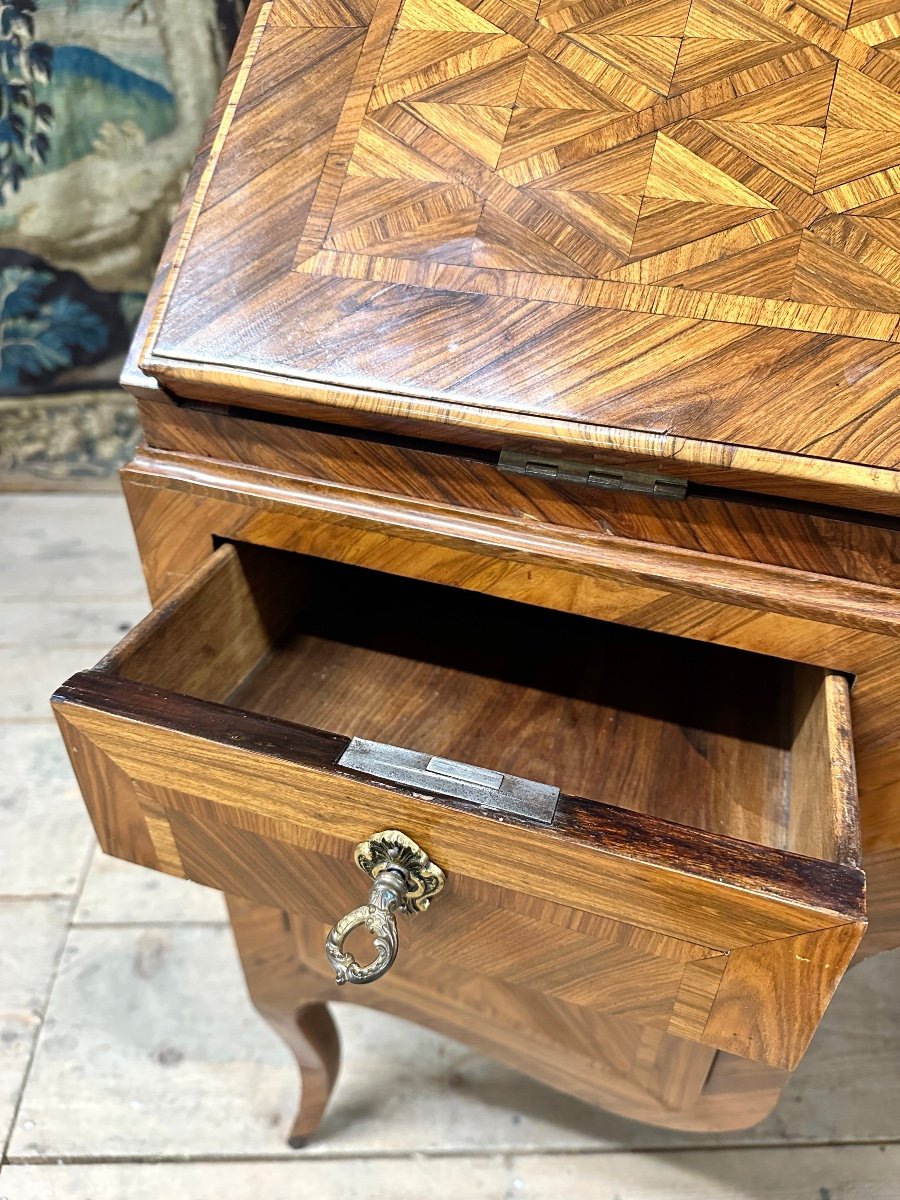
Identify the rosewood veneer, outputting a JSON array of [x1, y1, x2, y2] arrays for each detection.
[[54, 0, 900, 1140]]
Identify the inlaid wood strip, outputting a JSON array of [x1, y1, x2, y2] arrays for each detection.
[[129, 373, 900, 516], [296, 248, 900, 340], [54, 687, 861, 949], [117, 467, 900, 966], [136, 788, 186, 878], [140, 0, 275, 361], [296, 0, 410, 258], [140, 0, 900, 490], [121, 448, 900, 636], [133, 394, 900, 591], [697, 922, 863, 1065], [668, 955, 730, 1039]]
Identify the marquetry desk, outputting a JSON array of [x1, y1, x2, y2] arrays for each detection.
[[54, 0, 900, 1143]]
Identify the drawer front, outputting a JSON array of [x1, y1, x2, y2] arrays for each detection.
[[53, 544, 866, 1070], [135, 394, 900, 590], [173, 812, 706, 1019]]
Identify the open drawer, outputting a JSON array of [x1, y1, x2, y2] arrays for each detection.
[[53, 542, 865, 1070]]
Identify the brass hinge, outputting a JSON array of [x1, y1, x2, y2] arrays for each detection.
[[497, 450, 687, 500]]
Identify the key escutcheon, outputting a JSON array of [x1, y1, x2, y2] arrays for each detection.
[[324, 830, 446, 986]]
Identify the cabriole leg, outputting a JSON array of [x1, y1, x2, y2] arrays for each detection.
[[227, 894, 340, 1147]]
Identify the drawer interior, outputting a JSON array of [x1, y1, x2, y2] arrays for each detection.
[[106, 542, 854, 863]]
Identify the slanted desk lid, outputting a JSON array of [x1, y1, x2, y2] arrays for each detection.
[[141, 0, 900, 513]]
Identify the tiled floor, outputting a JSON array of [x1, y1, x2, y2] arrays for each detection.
[[1, 493, 899, 1198]]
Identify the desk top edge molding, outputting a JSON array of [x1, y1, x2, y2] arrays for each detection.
[[135, 0, 900, 513]]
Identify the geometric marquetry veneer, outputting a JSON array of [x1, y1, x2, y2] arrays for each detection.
[[54, 0, 900, 1143]]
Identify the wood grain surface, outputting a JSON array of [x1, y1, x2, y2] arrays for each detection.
[[83, 0, 900, 1139], [137, 394, 900, 588], [226, 892, 793, 1133], [137, 0, 900, 505], [53, 541, 866, 1074], [116, 457, 900, 961]]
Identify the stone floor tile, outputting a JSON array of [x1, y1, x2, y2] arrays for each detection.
[[6, 925, 301, 1161], [8, 919, 900, 1161], [0, 598, 147, 647], [73, 848, 227, 925], [0, 1157, 508, 1198], [0, 647, 112, 720], [2, 1145, 897, 1198], [519, 1144, 899, 1199], [5, 925, 610, 1160], [0, 495, 146, 600], [0, 726, 93, 897], [0, 900, 70, 1150]]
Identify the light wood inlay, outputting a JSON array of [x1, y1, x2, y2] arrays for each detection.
[[227, 893, 791, 1132], [53, 540, 866, 1073], [140, 0, 900, 500], [55, 0, 900, 1144], [118, 457, 900, 964]]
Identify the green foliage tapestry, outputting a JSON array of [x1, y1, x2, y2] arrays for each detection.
[[0, 0, 244, 482]]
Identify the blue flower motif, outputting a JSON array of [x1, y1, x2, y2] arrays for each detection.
[[0, 265, 108, 388]]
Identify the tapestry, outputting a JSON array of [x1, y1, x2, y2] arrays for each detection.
[[0, 0, 244, 485]]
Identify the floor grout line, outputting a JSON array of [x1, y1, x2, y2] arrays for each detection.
[[3, 1139, 899, 1166], [0, 715, 58, 720], [0, 719, 64, 726], [0, 643, 136, 649], [0, 844, 95, 1168], [0, 595, 148, 603], [68, 920, 231, 929]]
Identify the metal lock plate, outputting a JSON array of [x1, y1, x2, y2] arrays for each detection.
[[337, 738, 560, 824]]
